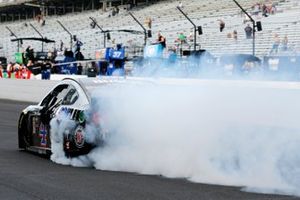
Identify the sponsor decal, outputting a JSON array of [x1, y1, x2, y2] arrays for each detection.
[[32, 117, 36, 135], [32, 117, 40, 135], [39, 123, 47, 147], [74, 126, 85, 148], [78, 111, 85, 124]]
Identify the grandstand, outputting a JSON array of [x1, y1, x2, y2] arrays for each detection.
[[0, 0, 299, 62]]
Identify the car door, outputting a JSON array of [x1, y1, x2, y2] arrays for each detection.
[[29, 83, 70, 149]]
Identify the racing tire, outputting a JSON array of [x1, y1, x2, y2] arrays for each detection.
[[63, 125, 93, 158], [18, 114, 29, 150]]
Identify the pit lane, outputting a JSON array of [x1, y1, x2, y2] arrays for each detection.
[[0, 99, 298, 200]]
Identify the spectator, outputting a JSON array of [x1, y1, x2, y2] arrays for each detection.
[[20, 64, 32, 79], [14, 64, 22, 79], [41, 19, 46, 26], [157, 32, 166, 49], [0, 64, 8, 78], [233, 30, 238, 41], [41, 62, 51, 80], [10, 63, 20, 79], [243, 14, 251, 24], [177, 32, 187, 44], [262, 4, 268, 17], [0, 65, 3, 78], [252, 3, 260, 16], [281, 35, 288, 51], [111, 6, 120, 16], [145, 17, 152, 29], [72, 36, 84, 60], [60, 40, 64, 52], [6, 62, 13, 77], [271, 2, 277, 14], [218, 19, 225, 32], [244, 24, 253, 39], [36, 14, 42, 23], [270, 33, 280, 54], [178, 1, 183, 8], [188, 30, 194, 42], [25, 46, 35, 62], [74, 38, 83, 54], [176, 32, 186, 56]]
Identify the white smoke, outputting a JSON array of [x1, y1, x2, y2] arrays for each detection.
[[50, 79, 300, 196], [50, 111, 93, 167]]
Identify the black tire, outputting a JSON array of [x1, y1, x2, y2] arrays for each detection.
[[18, 114, 26, 149], [63, 125, 93, 158], [18, 114, 31, 150]]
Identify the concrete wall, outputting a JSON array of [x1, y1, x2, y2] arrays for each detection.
[[0, 79, 58, 103], [2, 77, 300, 104]]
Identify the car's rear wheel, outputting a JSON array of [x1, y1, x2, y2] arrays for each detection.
[[63, 125, 93, 158], [18, 114, 30, 150]]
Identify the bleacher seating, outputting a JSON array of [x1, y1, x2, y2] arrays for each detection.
[[0, 0, 299, 62]]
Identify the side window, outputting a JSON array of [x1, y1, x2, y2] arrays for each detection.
[[40, 84, 69, 108], [62, 85, 79, 105]]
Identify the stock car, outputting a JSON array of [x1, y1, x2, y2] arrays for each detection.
[[18, 77, 123, 157]]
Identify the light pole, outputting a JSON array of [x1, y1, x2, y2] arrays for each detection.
[[29, 23, 45, 52], [232, 0, 262, 56], [57, 20, 73, 51], [89, 17, 108, 48], [128, 12, 147, 46]]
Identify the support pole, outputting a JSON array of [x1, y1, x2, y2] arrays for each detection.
[[57, 20, 73, 50], [6, 26, 20, 52], [232, 0, 256, 56], [89, 17, 107, 48], [128, 12, 147, 46], [29, 23, 45, 51]]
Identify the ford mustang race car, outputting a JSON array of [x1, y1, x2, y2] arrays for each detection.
[[18, 77, 118, 157]]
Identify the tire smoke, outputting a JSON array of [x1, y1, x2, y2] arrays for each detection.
[[50, 79, 300, 196]]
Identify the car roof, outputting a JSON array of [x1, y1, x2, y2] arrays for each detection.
[[62, 77, 153, 102]]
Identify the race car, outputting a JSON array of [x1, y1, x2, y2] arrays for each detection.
[[18, 77, 119, 157]]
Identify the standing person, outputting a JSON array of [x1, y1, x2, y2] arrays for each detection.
[[252, 3, 260, 16], [188, 30, 194, 42], [145, 17, 152, 29], [25, 46, 35, 62], [262, 4, 268, 17], [244, 24, 253, 39], [218, 19, 225, 32], [270, 33, 280, 54], [157, 32, 166, 49], [73, 37, 83, 56], [177, 32, 187, 44], [177, 32, 187, 56], [148, 17, 152, 29], [281, 35, 288, 51], [60, 40, 64, 52]]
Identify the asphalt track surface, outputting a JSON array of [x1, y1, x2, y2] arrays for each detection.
[[0, 99, 299, 200]]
